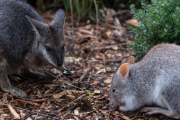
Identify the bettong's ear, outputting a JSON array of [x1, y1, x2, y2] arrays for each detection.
[[122, 56, 135, 64], [26, 15, 48, 36], [50, 9, 65, 32], [119, 63, 130, 81]]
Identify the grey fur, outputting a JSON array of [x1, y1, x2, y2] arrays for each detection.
[[0, 0, 66, 97], [110, 44, 180, 119]]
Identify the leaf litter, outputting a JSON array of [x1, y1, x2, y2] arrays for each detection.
[[0, 9, 174, 120]]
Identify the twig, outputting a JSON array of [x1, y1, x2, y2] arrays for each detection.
[[83, 43, 127, 51], [99, 22, 122, 30], [0, 103, 61, 119], [91, 0, 99, 52], [79, 29, 93, 35], [130, 110, 141, 120], [93, 43, 127, 50], [17, 99, 41, 107], [76, 0, 80, 28], [78, 67, 93, 82], [43, 69, 83, 90], [69, 90, 85, 94], [92, 58, 122, 63], [70, 0, 74, 36], [69, 0, 75, 54], [119, 113, 131, 120], [35, 109, 40, 120], [58, 94, 86, 112]]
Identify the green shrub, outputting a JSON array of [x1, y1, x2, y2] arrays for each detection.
[[128, 0, 180, 56]]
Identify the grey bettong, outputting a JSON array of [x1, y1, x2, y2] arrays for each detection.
[[110, 44, 180, 119], [0, 0, 71, 97]]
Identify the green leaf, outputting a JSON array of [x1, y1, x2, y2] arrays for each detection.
[[89, 93, 93, 98], [90, 43, 94, 47]]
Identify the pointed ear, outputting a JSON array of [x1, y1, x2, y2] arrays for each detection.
[[122, 56, 135, 64], [119, 63, 130, 80], [26, 15, 48, 36], [50, 9, 65, 32]]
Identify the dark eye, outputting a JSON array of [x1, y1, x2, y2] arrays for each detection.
[[112, 89, 116, 92], [45, 46, 53, 51]]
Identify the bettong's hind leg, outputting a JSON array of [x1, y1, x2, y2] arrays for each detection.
[[0, 59, 27, 97], [141, 107, 180, 119]]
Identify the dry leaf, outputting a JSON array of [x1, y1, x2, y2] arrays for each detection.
[[91, 57, 98, 62], [105, 8, 114, 23], [0, 114, 10, 120], [67, 95, 75, 99], [73, 116, 79, 120], [112, 30, 121, 36], [74, 109, 79, 116], [53, 91, 66, 98], [50, 68, 61, 74], [44, 89, 51, 94], [107, 84, 111, 88], [65, 57, 83, 64], [92, 81, 99, 85], [20, 110, 25, 118], [26, 117, 32, 120], [95, 53, 105, 60], [105, 30, 112, 36], [125, 18, 139, 26], [104, 77, 112, 84], [66, 90, 73, 95], [106, 67, 112, 72], [31, 99, 45, 103], [96, 69, 106, 74], [96, 95, 107, 100], [112, 46, 118, 50], [2, 93, 7, 103], [101, 110, 108, 114], [94, 66, 100, 70], [79, 112, 88, 118], [94, 89, 101, 94], [80, 25, 92, 29], [85, 116, 91, 119]]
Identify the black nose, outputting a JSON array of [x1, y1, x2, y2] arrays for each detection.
[[57, 62, 63, 67], [112, 89, 116, 92]]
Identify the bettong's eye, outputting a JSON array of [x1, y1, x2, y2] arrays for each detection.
[[45, 46, 53, 51], [112, 89, 116, 92]]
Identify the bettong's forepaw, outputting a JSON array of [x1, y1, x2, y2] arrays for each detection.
[[63, 69, 71, 76]]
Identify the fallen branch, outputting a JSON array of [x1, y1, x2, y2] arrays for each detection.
[[8, 104, 20, 119]]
